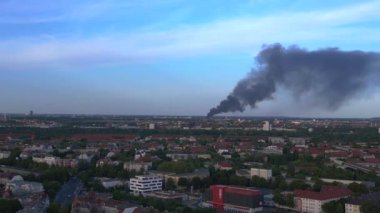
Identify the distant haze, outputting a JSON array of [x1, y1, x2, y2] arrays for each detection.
[[208, 44, 380, 117]]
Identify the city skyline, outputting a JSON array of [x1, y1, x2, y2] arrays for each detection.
[[1, 0, 380, 117]]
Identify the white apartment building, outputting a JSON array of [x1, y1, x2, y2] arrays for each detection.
[[129, 175, 162, 194], [294, 186, 352, 213], [345, 202, 360, 213], [0, 151, 10, 159], [262, 121, 271, 131], [250, 168, 272, 180]]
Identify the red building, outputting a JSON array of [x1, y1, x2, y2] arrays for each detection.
[[202, 185, 263, 213]]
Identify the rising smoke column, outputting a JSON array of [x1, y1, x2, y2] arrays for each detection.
[[207, 44, 380, 117]]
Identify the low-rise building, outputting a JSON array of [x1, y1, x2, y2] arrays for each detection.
[[77, 153, 94, 162], [5, 180, 44, 196], [144, 191, 186, 202], [268, 137, 285, 144], [0, 173, 23, 185], [261, 145, 283, 155], [124, 153, 152, 172], [71, 192, 139, 213], [165, 168, 210, 185], [289, 137, 310, 145], [97, 177, 127, 189], [251, 168, 272, 180], [166, 153, 196, 161], [0, 151, 11, 159], [215, 161, 233, 171], [17, 192, 50, 213], [124, 161, 152, 172]]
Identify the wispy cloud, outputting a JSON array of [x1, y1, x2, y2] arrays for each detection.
[[0, 0, 182, 24], [1, 0, 380, 71]]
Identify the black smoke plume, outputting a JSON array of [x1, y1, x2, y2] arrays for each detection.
[[208, 44, 380, 117]]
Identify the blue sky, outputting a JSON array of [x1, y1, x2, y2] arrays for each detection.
[[1, 0, 380, 117]]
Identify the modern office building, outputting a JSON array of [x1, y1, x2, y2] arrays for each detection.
[[129, 175, 162, 194]]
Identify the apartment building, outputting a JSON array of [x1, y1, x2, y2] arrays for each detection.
[[294, 186, 352, 213]]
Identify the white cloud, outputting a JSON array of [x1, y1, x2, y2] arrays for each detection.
[[1, 1, 380, 71]]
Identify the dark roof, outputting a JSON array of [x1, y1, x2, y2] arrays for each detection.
[[294, 186, 352, 201]]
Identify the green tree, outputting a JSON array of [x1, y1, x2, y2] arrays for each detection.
[[46, 203, 61, 213], [347, 182, 369, 196], [322, 201, 337, 213], [361, 200, 380, 213], [251, 176, 269, 188], [273, 192, 286, 206], [0, 199, 23, 213], [166, 178, 176, 190], [322, 200, 344, 213], [272, 176, 287, 190], [288, 180, 310, 190], [313, 179, 323, 192], [43, 181, 61, 199], [178, 177, 188, 187], [112, 190, 128, 200], [91, 179, 106, 192], [285, 194, 295, 208], [192, 177, 202, 190], [192, 208, 217, 213]]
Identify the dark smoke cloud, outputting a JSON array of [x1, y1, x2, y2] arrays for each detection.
[[208, 44, 380, 117]]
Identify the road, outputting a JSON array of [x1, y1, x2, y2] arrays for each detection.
[[54, 177, 84, 206]]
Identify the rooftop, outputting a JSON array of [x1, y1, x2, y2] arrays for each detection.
[[294, 186, 352, 201]]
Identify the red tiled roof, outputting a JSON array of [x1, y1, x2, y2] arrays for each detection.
[[135, 153, 152, 163], [217, 161, 232, 168], [150, 134, 184, 139], [294, 186, 352, 201], [308, 148, 324, 156], [70, 134, 138, 141], [328, 151, 349, 158], [318, 143, 331, 149], [364, 158, 380, 164], [211, 185, 261, 196], [366, 148, 380, 154], [292, 147, 307, 153], [147, 143, 162, 148], [191, 146, 207, 153]]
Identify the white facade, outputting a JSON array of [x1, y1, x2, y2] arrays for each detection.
[[262, 145, 283, 155], [6, 180, 44, 196], [251, 168, 272, 180], [0, 151, 10, 159], [129, 175, 162, 194], [124, 161, 152, 172], [297, 197, 324, 213], [149, 123, 155, 129], [98, 178, 126, 189], [268, 137, 285, 144], [296, 197, 348, 213], [345, 203, 360, 213], [262, 121, 271, 131]]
